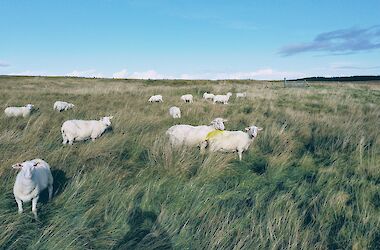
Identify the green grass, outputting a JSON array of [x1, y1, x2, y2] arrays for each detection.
[[0, 76, 379, 249]]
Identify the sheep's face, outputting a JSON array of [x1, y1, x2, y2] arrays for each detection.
[[13, 161, 36, 179], [227, 92, 232, 97], [102, 116, 113, 127], [211, 118, 227, 130], [68, 104, 75, 108], [26, 104, 34, 110], [245, 126, 263, 138]]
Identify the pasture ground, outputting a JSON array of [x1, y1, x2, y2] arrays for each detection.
[[0, 76, 379, 249]]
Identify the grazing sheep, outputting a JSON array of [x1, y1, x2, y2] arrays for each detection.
[[4, 104, 34, 117], [12, 159, 53, 219], [61, 116, 113, 145], [166, 118, 227, 147], [236, 92, 247, 98], [213, 92, 232, 104], [201, 125, 263, 161], [169, 106, 181, 119], [148, 95, 163, 102], [53, 101, 75, 112], [181, 94, 193, 103], [203, 92, 215, 101]]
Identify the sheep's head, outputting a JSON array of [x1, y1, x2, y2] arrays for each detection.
[[26, 104, 34, 110], [210, 118, 228, 130], [101, 116, 113, 127], [68, 103, 75, 108], [227, 92, 232, 97], [245, 126, 263, 139], [12, 161, 38, 179]]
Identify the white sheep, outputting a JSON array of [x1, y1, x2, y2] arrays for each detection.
[[236, 92, 247, 98], [12, 159, 53, 219], [203, 92, 215, 101], [4, 104, 34, 117], [148, 95, 163, 102], [213, 92, 232, 104], [201, 125, 263, 161], [169, 106, 181, 118], [53, 101, 75, 112], [166, 118, 227, 147], [61, 116, 113, 145], [180, 94, 193, 103]]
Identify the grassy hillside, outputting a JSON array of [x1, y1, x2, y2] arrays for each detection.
[[0, 76, 379, 249]]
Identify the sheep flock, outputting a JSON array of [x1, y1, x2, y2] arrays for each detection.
[[5, 89, 261, 218]]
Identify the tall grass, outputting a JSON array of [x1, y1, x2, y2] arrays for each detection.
[[0, 76, 379, 249]]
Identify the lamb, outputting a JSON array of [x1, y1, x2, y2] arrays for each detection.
[[203, 92, 215, 101], [61, 116, 113, 145], [4, 104, 34, 117], [166, 118, 227, 147], [148, 95, 163, 102], [213, 92, 232, 104], [201, 125, 263, 161], [53, 101, 75, 112], [12, 159, 53, 219], [181, 94, 193, 103], [169, 106, 181, 118], [236, 92, 247, 98]]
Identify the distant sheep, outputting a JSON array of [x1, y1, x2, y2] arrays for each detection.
[[213, 92, 232, 104], [169, 106, 181, 118], [12, 159, 53, 219], [166, 118, 227, 147], [61, 116, 113, 145], [181, 94, 193, 103], [236, 92, 247, 98], [201, 125, 263, 161], [53, 101, 75, 112], [4, 104, 34, 117], [203, 92, 215, 101], [148, 95, 163, 102]]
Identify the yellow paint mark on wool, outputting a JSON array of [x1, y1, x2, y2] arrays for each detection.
[[205, 130, 224, 140]]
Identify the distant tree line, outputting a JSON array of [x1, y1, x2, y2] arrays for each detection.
[[291, 75, 380, 82]]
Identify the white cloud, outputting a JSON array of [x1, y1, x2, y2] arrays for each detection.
[[129, 70, 167, 79], [0, 60, 10, 67], [66, 69, 104, 78], [8, 70, 49, 76], [179, 68, 305, 80], [112, 69, 128, 78]]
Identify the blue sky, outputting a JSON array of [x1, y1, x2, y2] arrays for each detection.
[[1, 0, 379, 79]]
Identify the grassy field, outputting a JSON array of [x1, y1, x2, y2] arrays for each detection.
[[0, 76, 379, 249]]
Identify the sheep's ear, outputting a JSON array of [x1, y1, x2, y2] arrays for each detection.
[[109, 116, 114, 119], [12, 163, 22, 169], [223, 119, 228, 122], [245, 127, 250, 131], [257, 127, 263, 131]]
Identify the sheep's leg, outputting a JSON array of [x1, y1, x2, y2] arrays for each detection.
[[200, 141, 208, 154], [32, 196, 39, 219], [238, 150, 243, 161], [48, 184, 53, 201], [15, 197, 23, 214]]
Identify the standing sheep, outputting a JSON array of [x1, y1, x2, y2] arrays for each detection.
[[181, 94, 193, 103], [201, 125, 263, 161], [53, 101, 75, 112], [213, 92, 232, 104], [203, 92, 215, 101], [61, 116, 113, 145], [148, 95, 163, 102], [4, 104, 34, 117], [166, 118, 227, 147], [12, 159, 53, 219], [169, 106, 181, 118], [236, 92, 247, 98]]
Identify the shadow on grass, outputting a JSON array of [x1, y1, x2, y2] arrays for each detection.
[[114, 193, 172, 250]]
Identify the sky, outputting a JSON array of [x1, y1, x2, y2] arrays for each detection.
[[0, 0, 380, 80]]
